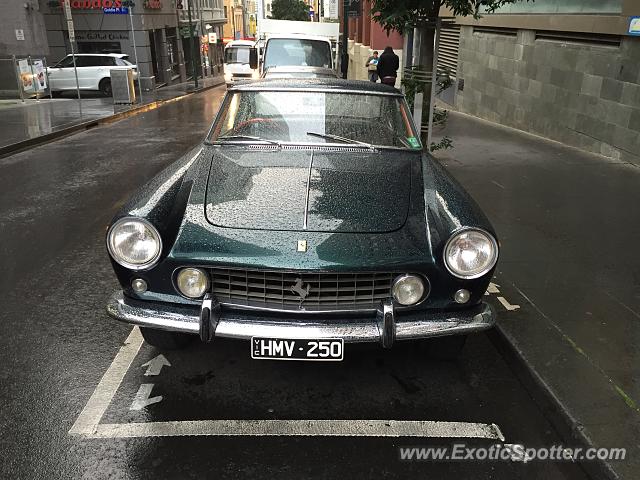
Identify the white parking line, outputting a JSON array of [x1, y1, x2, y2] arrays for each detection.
[[69, 327, 143, 437], [69, 327, 505, 442], [90, 419, 505, 440]]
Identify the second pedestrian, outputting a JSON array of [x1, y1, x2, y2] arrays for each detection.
[[365, 51, 379, 82]]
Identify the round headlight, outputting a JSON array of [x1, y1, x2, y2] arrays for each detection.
[[107, 218, 162, 270], [444, 229, 498, 279], [392, 274, 426, 306], [176, 268, 209, 298]]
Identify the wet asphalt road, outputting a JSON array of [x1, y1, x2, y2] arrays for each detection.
[[0, 87, 587, 479]]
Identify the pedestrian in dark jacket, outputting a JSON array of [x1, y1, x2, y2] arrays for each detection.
[[377, 46, 399, 87]]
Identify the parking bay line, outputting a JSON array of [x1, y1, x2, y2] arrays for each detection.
[[69, 327, 505, 442]]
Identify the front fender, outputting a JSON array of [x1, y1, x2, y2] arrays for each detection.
[[422, 153, 498, 295], [108, 145, 208, 283]]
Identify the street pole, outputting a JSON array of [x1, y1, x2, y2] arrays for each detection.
[[196, 0, 206, 77], [128, 2, 143, 102], [187, 0, 198, 88], [63, 0, 82, 110], [340, 0, 349, 79], [232, 6, 237, 39], [426, 18, 441, 152]]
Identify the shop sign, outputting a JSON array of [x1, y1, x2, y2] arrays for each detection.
[[629, 17, 640, 36], [180, 26, 197, 38], [73, 31, 130, 41], [323, 0, 338, 19], [63, 0, 126, 8], [33, 60, 47, 91], [144, 0, 162, 9], [18, 60, 35, 93]]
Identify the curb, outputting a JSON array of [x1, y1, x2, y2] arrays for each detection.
[[486, 326, 620, 480], [0, 81, 223, 159]]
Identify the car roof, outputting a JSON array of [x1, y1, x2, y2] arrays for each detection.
[[66, 53, 128, 58], [264, 66, 336, 74], [266, 34, 332, 43], [225, 40, 254, 47], [230, 78, 401, 96]]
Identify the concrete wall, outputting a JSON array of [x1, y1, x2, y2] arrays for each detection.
[[0, 1, 49, 57], [455, 27, 640, 165]]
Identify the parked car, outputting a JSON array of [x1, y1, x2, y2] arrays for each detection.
[[47, 53, 138, 97], [106, 78, 498, 360], [261, 66, 338, 79], [224, 40, 259, 86]]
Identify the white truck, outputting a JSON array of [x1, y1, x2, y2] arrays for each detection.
[[249, 19, 340, 76], [223, 39, 260, 86]]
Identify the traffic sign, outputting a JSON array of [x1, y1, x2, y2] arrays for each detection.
[[67, 19, 75, 42], [64, 0, 72, 20]]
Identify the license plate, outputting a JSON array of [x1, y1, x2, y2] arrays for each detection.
[[251, 337, 344, 361]]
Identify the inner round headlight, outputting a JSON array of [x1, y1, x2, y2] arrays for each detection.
[[176, 268, 209, 298], [107, 218, 162, 270], [392, 274, 426, 306], [444, 229, 498, 279]]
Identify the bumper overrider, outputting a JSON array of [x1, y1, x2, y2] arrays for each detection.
[[106, 291, 496, 348]]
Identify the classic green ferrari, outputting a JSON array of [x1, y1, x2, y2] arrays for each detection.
[[106, 78, 498, 360]]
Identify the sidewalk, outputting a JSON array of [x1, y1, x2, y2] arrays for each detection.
[[0, 75, 224, 154], [434, 111, 640, 479]]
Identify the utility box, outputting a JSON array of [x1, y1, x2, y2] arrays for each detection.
[[139, 75, 155, 92], [110, 69, 136, 104]]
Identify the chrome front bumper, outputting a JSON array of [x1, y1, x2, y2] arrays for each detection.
[[106, 291, 495, 347]]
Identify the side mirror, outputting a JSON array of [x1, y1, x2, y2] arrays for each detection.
[[249, 47, 258, 70]]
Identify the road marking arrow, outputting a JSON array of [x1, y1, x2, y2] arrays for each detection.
[[497, 296, 520, 311], [130, 384, 163, 410], [485, 282, 501, 295], [141, 354, 171, 376]]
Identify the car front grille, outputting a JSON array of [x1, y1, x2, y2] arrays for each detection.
[[209, 267, 397, 308]]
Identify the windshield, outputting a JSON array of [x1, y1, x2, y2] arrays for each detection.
[[209, 90, 420, 149], [264, 39, 332, 69], [224, 47, 251, 64]]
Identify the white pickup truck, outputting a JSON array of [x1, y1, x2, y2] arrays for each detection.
[[249, 19, 339, 76]]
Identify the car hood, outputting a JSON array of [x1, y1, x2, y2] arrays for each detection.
[[204, 148, 412, 233]]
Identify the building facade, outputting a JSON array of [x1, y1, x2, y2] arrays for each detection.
[[339, 0, 404, 85], [447, 0, 640, 165], [177, 0, 226, 77], [41, 0, 225, 88], [223, 0, 256, 41], [1, 1, 50, 58]]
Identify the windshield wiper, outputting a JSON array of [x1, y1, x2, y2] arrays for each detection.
[[306, 132, 374, 149], [216, 135, 281, 146]]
